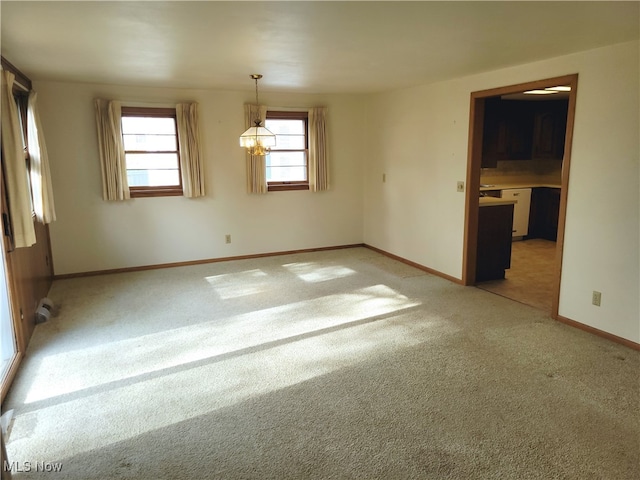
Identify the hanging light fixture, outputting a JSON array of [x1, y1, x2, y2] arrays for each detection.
[[239, 74, 276, 156]]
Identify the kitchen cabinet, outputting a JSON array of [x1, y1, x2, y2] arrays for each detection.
[[482, 99, 533, 167], [532, 100, 568, 160], [480, 105, 505, 168], [528, 187, 561, 241], [482, 98, 568, 167], [501, 188, 532, 237], [476, 203, 514, 282]]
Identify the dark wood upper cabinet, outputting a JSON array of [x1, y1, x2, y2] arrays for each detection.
[[482, 98, 568, 167], [532, 100, 568, 160], [482, 99, 532, 167], [504, 102, 534, 160], [482, 120, 501, 168], [482, 98, 505, 167]]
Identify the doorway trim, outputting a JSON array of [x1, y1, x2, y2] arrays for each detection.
[[462, 74, 579, 319], [0, 162, 25, 402]]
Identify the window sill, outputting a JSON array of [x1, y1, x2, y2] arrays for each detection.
[[267, 183, 310, 192], [130, 188, 183, 198]]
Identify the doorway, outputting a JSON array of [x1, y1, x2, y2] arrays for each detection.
[[462, 74, 578, 318], [1, 162, 23, 402], [1, 240, 16, 381]]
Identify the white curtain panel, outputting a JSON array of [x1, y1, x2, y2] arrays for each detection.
[[309, 107, 329, 192], [94, 99, 129, 201], [244, 104, 268, 194], [176, 103, 205, 198], [1, 71, 36, 248], [27, 91, 57, 224]]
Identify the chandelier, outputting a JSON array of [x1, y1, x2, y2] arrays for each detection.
[[239, 74, 276, 156]]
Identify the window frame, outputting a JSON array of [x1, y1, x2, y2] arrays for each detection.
[[14, 92, 34, 213], [120, 106, 183, 198], [265, 111, 309, 192]]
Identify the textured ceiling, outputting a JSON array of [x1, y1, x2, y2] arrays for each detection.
[[1, 1, 638, 94]]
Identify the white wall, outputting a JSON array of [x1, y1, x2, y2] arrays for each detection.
[[35, 82, 365, 275], [363, 41, 639, 343], [37, 41, 639, 343]]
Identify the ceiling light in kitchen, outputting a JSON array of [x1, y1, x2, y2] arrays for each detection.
[[545, 86, 571, 91], [524, 89, 558, 95]]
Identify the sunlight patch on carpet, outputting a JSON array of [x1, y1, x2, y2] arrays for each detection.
[[10, 293, 453, 462], [23, 285, 420, 405], [204, 269, 269, 299], [282, 262, 357, 283]]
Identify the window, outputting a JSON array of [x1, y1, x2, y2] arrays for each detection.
[[121, 107, 182, 197], [12, 90, 34, 215], [265, 111, 309, 191]]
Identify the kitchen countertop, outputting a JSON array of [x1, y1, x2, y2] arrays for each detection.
[[479, 183, 561, 191], [479, 197, 517, 207]]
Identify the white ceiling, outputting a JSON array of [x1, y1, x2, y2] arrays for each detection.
[[1, 1, 638, 94]]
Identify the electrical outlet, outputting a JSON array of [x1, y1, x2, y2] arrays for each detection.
[[225, 234, 231, 244], [592, 291, 601, 307], [457, 181, 465, 192]]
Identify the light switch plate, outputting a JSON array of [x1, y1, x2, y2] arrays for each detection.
[[592, 291, 601, 306]]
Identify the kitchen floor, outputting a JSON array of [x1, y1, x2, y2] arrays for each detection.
[[476, 238, 556, 312]]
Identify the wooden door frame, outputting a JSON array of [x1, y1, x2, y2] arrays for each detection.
[[0, 162, 26, 403], [462, 74, 579, 319]]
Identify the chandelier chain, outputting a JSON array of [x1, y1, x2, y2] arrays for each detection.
[[255, 77, 259, 105]]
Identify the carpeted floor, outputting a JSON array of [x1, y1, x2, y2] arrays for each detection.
[[3, 247, 638, 479]]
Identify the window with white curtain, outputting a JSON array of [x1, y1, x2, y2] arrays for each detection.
[[265, 111, 309, 192], [120, 106, 183, 197]]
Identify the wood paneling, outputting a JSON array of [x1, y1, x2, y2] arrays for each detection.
[[1, 56, 54, 402], [8, 220, 53, 349], [1, 218, 52, 402]]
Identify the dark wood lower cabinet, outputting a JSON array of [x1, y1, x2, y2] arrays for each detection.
[[528, 188, 561, 241], [476, 204, 514, 282]]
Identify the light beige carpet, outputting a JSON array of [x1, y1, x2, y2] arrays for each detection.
[[3, 247, 638, 479], [359, 255, 427, 278]]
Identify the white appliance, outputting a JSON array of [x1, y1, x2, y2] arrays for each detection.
[[501, 188, 532, 237]]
